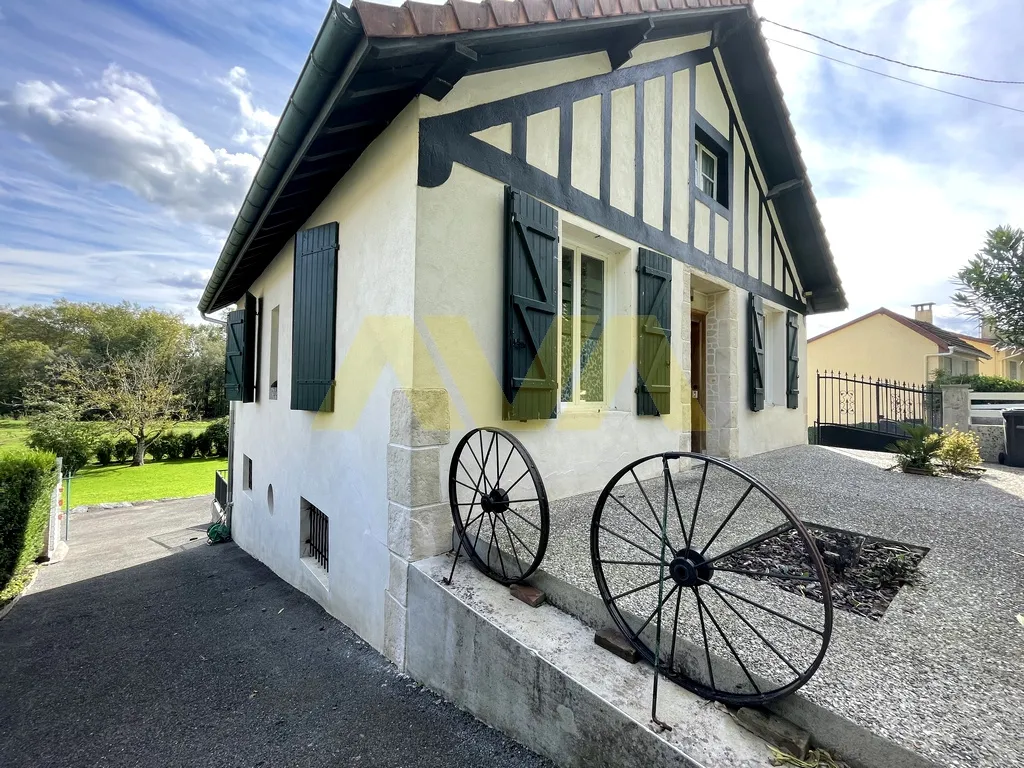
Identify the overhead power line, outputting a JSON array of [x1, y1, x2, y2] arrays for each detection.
[[765, 37, 1024, 116], [761, 18, 1024, 85]]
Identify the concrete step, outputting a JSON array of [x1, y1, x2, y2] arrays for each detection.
[[408, 556, 775, 768]]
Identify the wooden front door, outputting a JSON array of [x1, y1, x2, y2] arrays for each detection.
[[690, 312, 707, 453]]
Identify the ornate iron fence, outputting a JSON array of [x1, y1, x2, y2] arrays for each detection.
[[815, 372, 941, 451]]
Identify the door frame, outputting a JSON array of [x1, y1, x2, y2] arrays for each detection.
[[690, 310, 707, 453]]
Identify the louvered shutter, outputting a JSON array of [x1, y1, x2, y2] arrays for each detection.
[[503, 187, 558, 421], [636, 248, 672, 416], [786, 310, 799, 409], [225, 310, 245, 402], [241, 296, 257, 403], [748, 293, 765, 412], [291, 222, 339, 412]]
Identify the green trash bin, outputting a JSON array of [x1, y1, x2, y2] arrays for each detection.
[[999, 408, 1024, 468]]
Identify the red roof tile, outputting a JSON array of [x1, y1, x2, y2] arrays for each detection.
[[352, 0, 750, 39]]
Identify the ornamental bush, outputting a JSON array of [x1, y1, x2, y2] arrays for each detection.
[[932, 371, 1024, 393], [26, 406, 99, 475], [204, 419, 229, 458], [937, 427, 982, 473], [194, 432, 212, 458], [0, 448, 57, 603], [113, 437, 135, 464], [179, 432, 197, 460], [94, 439, 115, 467]]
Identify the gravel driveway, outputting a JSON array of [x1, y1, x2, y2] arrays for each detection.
[[542, 445, 1024, 768], [0, 498, 551, 768]]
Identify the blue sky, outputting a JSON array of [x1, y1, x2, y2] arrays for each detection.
[[0, 0, 1022, 335]]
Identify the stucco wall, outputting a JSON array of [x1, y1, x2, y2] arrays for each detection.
[[229, 102, 420, 653]]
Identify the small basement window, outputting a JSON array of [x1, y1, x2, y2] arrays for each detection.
[[242, 455, 253, 491], [694, 125, 729, 209], [300, 498, 329, 578]]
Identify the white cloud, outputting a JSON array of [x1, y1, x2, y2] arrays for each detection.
[[0, 64, 261, 230], [221, 66, 278, 153]]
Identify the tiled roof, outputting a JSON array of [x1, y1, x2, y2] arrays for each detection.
[[808, 308, 992, 358], [352, 0, 751, 38]]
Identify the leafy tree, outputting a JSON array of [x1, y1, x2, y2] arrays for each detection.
[[26, 404, 101, 474], [953, 226, 1024, 347], [0, 340, 52, 414]]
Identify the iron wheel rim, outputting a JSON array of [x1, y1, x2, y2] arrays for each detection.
[[449, 427, 549, 586], [590, 451, 833, 706]]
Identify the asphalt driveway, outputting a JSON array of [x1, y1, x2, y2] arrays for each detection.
[[0, 497, 551, 768]]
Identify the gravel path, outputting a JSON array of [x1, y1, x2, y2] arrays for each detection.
[[540, 445, 1024, 768], [0, 500, 551, 768]]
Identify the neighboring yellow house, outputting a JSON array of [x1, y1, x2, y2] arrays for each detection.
[[954, 325, 1024, 381], [806, 303, 991, 426]]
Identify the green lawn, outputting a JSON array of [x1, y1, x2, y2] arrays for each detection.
[[69, 457, 228, 506], [0, 419, 31, 452]]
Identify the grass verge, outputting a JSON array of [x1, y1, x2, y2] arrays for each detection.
[[70, 458, 228, 507]]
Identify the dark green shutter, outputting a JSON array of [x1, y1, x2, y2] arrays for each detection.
[[636, 248, 672, 416], [225, 310, 245, 402], [749, 293, 765, 412], [292, 222, 339, 412], [503, 187, 558, 420], [786, 310, 799, 409], [224, 297, 257, 403], [253, 296, 263, 402]]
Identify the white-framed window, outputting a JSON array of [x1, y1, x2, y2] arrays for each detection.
[[560, 244, 606, 407], [695, 141, 717, 198], [268, 305, 280, 400], [1008, 359, 1021, 381], [763, 306, 787, 406]]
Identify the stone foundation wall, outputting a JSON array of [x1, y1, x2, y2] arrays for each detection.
[[705, 287, 739, 458]]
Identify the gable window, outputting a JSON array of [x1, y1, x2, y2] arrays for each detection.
[[696, 142, 717, 198], [693, 125, 729, 209], [560, 245, 605, 406]]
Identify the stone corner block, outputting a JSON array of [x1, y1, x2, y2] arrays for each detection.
[[383, 592, 407, 670], [387, 444, 442, 507], [388, 501, 453, 561], [388, 552, 409, 607], [390, 388, 451, 447]]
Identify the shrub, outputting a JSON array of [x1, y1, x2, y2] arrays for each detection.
[[94, 439, 115, 467], [194, 432, 212, 458], [932, 371, 1024, 393], [204, 418, 229, 457], [162, 432, 183, 460], [113, 437, 135, 464], [27, 407, 99, 475], [937, 427, 982, 473], [148, 436, 168, 461], [888, 424, 944, 475], [179, 432, 197, 460], [0, 448, 57, 603]]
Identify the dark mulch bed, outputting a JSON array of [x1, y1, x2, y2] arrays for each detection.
[[718, 525, 927, 620]]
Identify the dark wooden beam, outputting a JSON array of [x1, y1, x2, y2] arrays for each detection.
[[607, 18, 654, 70], [421, 43, 478, 101], [766, 178, 804, 200]]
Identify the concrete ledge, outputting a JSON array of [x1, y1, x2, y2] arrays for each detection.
[[407, 556, 772, 768]]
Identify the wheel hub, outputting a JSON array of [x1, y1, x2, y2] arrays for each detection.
[[669, 548, 714, 587], [480, 487, 510, 515]]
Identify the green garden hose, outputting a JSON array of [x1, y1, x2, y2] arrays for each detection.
[[207, 521, 231, 544]]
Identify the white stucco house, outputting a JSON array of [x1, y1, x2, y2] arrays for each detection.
[[200, 0, 846, 671]]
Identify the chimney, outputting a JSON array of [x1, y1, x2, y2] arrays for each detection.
[[912, 302, 934, 324], [981, 318, 997, 340]]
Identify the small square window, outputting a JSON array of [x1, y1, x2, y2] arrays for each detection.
[[696, 142, 717, 198], [300, 498, 329, 575], [693, 125, 729, 209], [242, 455, 253, 491]]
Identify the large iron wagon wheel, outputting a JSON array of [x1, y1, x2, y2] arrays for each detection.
[[590, 452, 833, 706], [449, 427, 550, 586]]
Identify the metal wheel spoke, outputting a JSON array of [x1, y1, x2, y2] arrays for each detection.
[[497, 515, 525, 579], [608, 491, 673, 551], [597, 559, 665, 567], [693, 587, 716, 689], [506, 497, 542, 505], [699, 483, 755, 556], [597, 525, 670, 563], [713, 566, 818, 583], [501, 517, 537, 562], [481, 431, 498, 489], [609, 577, 663, 603], [504, 468, 531, 494], [665, 470, 689, 550], [486, 512, 507, 580], [701, 579, 824, 636], [695, 589, 762, 694], [668, 587, 682, 674], [705, 523, 796, 567], [465, 441, 489, 493], [635, 584, 679, 637], [711, 588, 801, 677], [496, 437, 515, 485], [684, 462, 709, 550], [454, 477, 483, 495], [629, 468, 673, 548], [507, 507, 542, 532]]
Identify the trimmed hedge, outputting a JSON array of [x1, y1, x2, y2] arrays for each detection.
[[933, 372, 1024, 393], [0, 448, 57, 602]]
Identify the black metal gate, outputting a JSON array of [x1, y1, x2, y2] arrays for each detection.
[[815, 371, 942, 451]]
